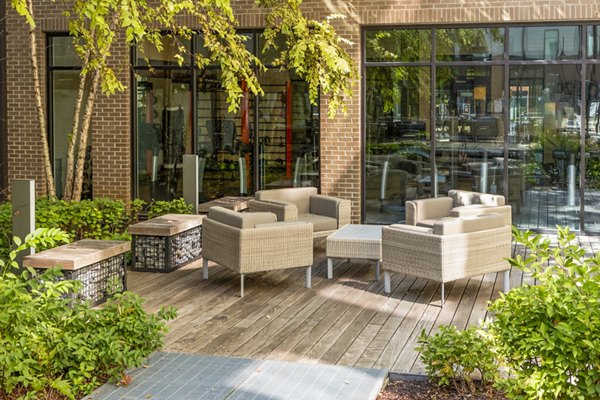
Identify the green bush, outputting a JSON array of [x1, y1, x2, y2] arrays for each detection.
[[146, 198, 193, 219], [0, 228, 177, 399], [0, 197, 190, 256], [417, 325, 498, 395], [488, 226, 600, 399]]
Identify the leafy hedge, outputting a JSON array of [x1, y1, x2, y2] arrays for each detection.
[[0, 229, 177, 399], [418, 226, 600, 399], [0, 197, 192, 258]]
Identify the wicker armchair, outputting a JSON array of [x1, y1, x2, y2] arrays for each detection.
[[202, 206, 313, 297], [248, 187, 351, 238], [382, 213, 511, 306], [405, 189, 512, 227]]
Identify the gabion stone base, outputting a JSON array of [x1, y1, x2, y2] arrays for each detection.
[[50, 254, 127, 307], [131, 225, 202, 272]]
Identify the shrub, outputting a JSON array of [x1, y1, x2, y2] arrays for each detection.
[[0, 228, 177, 399], [147, 198, 193, 219], [417, 325, 498, 395], [488, 226, 600, 399]]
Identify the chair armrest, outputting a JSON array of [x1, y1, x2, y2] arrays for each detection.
[[309, 194, 351, 228], [248, 199, 298, 221], [405, 197, 454, 225], [450, 205, 512, 226]]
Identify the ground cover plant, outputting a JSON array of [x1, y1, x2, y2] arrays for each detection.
[[415, 226, 600, 400], [0, 197, 192, 259], [0, 228, 177, 399]]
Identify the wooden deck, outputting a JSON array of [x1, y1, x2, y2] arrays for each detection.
[[128, 233, 600, 374]]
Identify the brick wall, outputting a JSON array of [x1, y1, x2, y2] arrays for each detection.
[[5, 0, 600, 218]]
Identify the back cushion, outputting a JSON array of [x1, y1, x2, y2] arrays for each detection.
[[208, 206, 276, 229], [449, 189, 505, 207], [433, 213, 504, 235], [255, 187, 317, 214]]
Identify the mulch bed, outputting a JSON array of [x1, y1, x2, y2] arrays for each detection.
[[378, 379, 507, 400]]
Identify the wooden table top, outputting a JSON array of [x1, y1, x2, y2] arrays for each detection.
[[22, 239, 131, 270], [128, 214, 205, 236], [198, 196, 254, 213]]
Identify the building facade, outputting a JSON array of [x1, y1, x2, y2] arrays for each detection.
[[3, 1, 600, 232]]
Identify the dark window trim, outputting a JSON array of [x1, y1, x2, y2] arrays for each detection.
[[0, 0, 6, 200]]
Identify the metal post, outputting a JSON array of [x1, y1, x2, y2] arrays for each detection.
[[182, 154, 199, 214], [12, 179, 35, 264]]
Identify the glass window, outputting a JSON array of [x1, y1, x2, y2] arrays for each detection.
[[365, 29, 431, 62], [136, 70, 192, 201], [436, 66, 505, 199], [584, 65, 600, 232], [365, 66, 431, 224], [133, 32, 320, 203], [51, 36, 80, 66], [195, 32, 254, 66], [436, 28, 504, 61], [509, 26, 580, 60], [587, 25, 600, 59], [48, 36, 91, 198], [135, 35, 191, 66]]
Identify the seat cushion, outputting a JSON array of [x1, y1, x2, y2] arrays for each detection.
[[208, 206, 277, 229], [298, 213, 338, 232]]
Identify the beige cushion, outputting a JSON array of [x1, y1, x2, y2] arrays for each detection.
[[254, 187, 317, 214], [298, 213, 338, 232], [255, 221, 308, 229], [208, 206, 277, 229], [310, 195, 339, 218], [389, 224, 433, 234], [416, 219, 439, 228], [432, 213, 504, 235]]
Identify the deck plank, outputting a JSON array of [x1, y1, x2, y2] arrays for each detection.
[[126, 229, 597, 374]]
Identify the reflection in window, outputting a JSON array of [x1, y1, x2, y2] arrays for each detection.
[[136, 70, 192, 200], [436, 28, 504, 61], [436, 66, 505, 199], [365, 29, 431, 62], [509, 26, 580, 60], [135, 35, 191, 66], [365, 66, 430, 224], [49, 36, 91, 198]]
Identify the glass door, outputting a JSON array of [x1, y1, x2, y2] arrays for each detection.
[[507, 65, 581, 230], [256, 69, 320, 190]]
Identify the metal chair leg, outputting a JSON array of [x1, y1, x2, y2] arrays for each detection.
[[305, 267, 312, 288], [240, 274, 245, 297], [203, 258, 209, 279], [384, 271, 391, 293], [441, 282, 445, 307], [503, 270, 510, 292]]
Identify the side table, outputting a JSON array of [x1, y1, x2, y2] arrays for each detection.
[[326, 224, 382, 281], [23, 239, 130, 306], [128, 214, 204, 272]]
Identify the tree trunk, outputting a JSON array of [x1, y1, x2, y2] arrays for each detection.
[[71, 68, 101, 201], [63, 51, 91, 200], [27, 0, 55, 198]]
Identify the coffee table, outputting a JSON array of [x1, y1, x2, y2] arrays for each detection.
[[326, 224, 382, 280]]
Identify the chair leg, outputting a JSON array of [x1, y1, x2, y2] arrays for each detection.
[[203, 258, 209, 280], [305, 267, 312, 289], [384, 271, 391, 293], [240, 274, 245, 298], [375, 260, 381, 281], [327, 258, 333, 279], [441, 282, 445, 308], [503, 270, 510, 292]]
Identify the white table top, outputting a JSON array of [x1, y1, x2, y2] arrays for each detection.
[[328, 224, 382, 241]]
